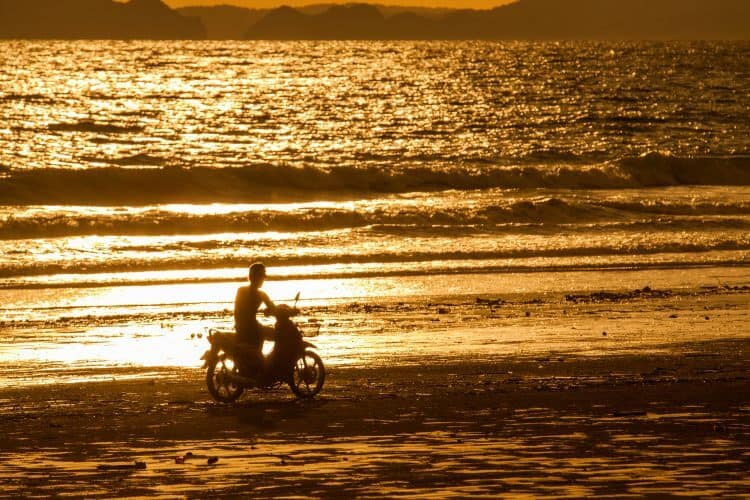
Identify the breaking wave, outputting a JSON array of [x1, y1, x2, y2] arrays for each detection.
[[2, 153, 750, 205], [2, 196, 749, 239]]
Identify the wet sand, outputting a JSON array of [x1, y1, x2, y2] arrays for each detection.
[[1, 335, 749, 496]]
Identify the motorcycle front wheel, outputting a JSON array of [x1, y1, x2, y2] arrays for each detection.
[[289, 350, 325, 398], [206, 353, 245, 403]]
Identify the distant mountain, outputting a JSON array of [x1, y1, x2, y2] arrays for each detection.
[[245, 0, 750, 40], [176, 3, 450, 40], [250, 4, 392, 40], [295, 3, 453, 20], [247, 3, 439, 40], [441, 0, 750, 40], [0, 0, 205, 39], [177, 5, 264, 39]]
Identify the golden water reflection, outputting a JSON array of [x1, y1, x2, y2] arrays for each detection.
[[8, 264, 748, 313]]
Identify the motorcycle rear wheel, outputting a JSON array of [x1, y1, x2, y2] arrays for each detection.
[[289, 350, 325, 398], [206, 354, 245, 403]]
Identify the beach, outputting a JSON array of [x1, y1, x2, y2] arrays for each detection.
[[1, 279, 748, 497]]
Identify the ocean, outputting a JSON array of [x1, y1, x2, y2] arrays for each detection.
[[1, 40, 749, 384]]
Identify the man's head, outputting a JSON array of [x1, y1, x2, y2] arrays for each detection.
[[248, 262, 266, 286]]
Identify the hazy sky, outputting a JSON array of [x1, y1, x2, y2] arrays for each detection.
[[164, 0, 515, 9]]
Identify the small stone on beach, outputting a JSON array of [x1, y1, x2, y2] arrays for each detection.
[[97, 461, 146, 471]]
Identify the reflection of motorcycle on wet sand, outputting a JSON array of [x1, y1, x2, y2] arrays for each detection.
[[201, 294, 325, 403]]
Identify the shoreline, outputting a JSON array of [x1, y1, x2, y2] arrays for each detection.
[[1, 270, 749, 387]]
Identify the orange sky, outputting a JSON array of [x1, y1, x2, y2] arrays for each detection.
[[164, 0, 515, 9]]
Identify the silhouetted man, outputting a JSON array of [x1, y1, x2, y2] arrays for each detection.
[[234, 262, 276, 374]]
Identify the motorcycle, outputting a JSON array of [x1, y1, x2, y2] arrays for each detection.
[[201, 293, 325, 403]]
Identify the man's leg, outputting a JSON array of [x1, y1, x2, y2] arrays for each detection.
[[237, 341, 264, 378]]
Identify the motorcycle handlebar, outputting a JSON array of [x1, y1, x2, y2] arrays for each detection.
[[264, 305, 299, 318]]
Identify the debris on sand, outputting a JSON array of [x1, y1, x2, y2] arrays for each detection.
[[175, 452, 219, 465], [176, 451, 201, 464], [566, 287, 672, 303], [722, 284, 750, 291], [270, 453, 293, 466], [97, 461, 146, 471], [346, 302, 387, 314], [476, 297, 504, 306]]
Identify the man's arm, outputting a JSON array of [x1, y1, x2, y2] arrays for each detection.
[[259, 290, 276, 314]]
